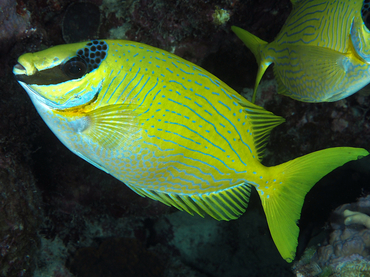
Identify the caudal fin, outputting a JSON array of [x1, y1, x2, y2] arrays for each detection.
[[259, 147, 369, 262], [231, 26, 271, 103]]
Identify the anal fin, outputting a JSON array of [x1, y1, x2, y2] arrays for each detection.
[[128, 182, 252, 221]]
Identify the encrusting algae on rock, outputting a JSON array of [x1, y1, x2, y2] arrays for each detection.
[[212, 6, 230, 26], [13, 39, 369, 263]]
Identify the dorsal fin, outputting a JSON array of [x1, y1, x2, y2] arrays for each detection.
[[128, 182, 252, 221], [232, 95, 285, 161]]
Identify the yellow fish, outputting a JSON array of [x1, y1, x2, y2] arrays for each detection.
[[232, 0, 370, 103], [13, 40, 368, 262]]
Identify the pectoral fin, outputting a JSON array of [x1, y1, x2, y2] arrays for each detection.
[[77, 104, 141, 149]]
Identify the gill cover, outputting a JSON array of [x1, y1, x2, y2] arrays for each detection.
[[350, 1, 370, 62], [14, 40, 109, 109]]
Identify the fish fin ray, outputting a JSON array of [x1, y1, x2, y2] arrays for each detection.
[[128, 183, 252, 221], [83, 104, 141, 149], [234, 95, 285, 161], [231, 26, 271, 103], [260, 147, 369, 262], [273, 45, 347, 102]]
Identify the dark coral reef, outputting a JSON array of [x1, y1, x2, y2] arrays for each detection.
[[0, 0, 369, 276]]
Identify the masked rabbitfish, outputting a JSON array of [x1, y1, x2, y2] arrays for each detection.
[[13, 40, 369, 262], [232, 0, 370, 103]]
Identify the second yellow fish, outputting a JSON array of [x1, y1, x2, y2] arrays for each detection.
[[233, 0, 370, 103]]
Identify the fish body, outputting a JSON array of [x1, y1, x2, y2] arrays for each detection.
[[232, 0, 370, 102], [14, 40, 368, 262]]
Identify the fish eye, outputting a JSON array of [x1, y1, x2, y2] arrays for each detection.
[[62, 57, 87, 79]]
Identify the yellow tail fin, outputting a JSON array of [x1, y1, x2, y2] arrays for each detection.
[[231, 26, 270, 103], [259, 147, 369, 262]]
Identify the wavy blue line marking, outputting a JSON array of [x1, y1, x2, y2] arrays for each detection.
[[180, 68, 194, 75], [122, 74, 145, 103], [194, 101, 202, 107], [114, 68, 141, 103], [198, 73, 220, 87], [169, 80, 187, 90], [185, 96, 191, 100], [164, 169, 197, 186], [204, 110, 212, 116], [220, 88, 232, 99], [162, 137, 238, 172], [151, 89, 162, 103], [133, 78, 158, 112], [218, 100, 231, 111], [167, 97, 249, 169], [166, 163, 212, 184], [164, 103, 227, 152], [194, 93, 251, 161], [194, 81, 202, 86], [98, 71, 114, 102], [142, 141, 174, 152], [166, 68, 173, 73], [286, 2, 327, 28], [164, 130, 201, 145], [105, 71, 124, 103]]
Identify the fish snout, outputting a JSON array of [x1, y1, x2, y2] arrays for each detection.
[[13, 53, 37, 77]]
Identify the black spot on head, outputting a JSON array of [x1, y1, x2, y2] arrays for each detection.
[[74, 40, 108, 74]]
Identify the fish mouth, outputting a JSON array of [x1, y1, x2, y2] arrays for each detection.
[[13, 63, 30, 81], [14, 62, 75, 86], [13, 63, 26, 72]]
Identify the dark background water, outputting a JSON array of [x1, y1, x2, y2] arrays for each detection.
[[0, 0, 369, 276]]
